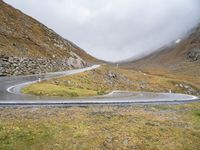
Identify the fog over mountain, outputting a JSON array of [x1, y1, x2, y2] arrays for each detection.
[[5, 0, 200, 62]]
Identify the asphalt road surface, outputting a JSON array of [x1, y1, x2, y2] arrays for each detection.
[[0, 65, 199, 107]]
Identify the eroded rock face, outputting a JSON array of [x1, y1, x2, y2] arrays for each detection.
[[187, 48, 200, 61], [67, 52, 87, 69], [0, 55, 87, 76]]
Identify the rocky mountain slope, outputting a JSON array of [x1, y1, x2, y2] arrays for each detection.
[[123, 24, 200, 78], [0, 1, 98, 76]]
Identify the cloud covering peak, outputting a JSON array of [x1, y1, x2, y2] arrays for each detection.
[[5, 0, 200, 61]]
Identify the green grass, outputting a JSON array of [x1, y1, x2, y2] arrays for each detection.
[[0, 123, 53, 150], [21, 82, 98, 97], [0, 102, 200, 150], [193, 110, 200, 119]]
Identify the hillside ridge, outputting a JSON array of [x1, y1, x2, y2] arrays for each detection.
[[122, 24, 200, 77], [0, 1, 98, 76]]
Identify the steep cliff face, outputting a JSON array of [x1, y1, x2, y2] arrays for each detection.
[[0, 1, 97, 76]]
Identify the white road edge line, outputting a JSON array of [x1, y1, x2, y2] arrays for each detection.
[[7, 81, 36, 94]]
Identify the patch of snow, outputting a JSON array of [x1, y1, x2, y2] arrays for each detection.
[[175, 39, 182, 44]]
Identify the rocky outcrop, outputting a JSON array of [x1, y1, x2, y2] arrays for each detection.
[[0, 55, 87, 76], [187, 48, 200, 61], [175, 83, 200, 96]]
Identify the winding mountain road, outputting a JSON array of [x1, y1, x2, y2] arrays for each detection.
[[0, 65, 199, 107]]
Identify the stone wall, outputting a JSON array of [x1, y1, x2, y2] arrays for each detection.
[[0, 55, 87, 76]]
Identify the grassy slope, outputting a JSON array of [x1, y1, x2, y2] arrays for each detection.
[[0, 102, 200, 150], [0, 1, 98, 63], [22, 65, 200, 97], [121, 25, 200, 86]]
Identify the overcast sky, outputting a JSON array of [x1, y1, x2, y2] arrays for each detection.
[[5, 0, 200, 62]]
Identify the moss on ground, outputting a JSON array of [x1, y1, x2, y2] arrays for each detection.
[[0, 102, 200, 150]]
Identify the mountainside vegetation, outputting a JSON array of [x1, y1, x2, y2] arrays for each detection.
[[0, 1, 96, 61], [121, 24, 200, 93], [0, 1, 100, 76]]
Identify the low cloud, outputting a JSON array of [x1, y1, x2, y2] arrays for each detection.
[[5, 0, 200, 61]]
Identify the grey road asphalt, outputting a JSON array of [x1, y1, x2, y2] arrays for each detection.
[[0, 65, 199, 107]]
